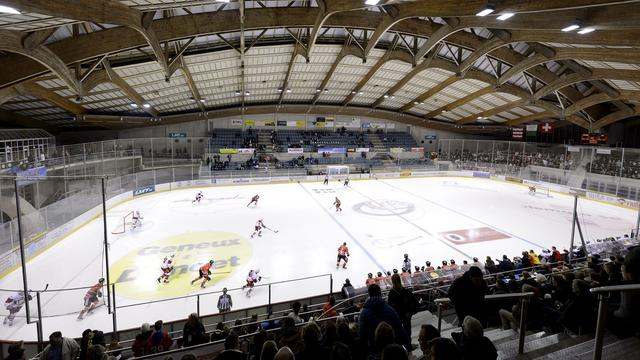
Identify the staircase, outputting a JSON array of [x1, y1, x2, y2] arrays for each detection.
[[366, 133, 389, 152], [409, 312, 640, 360]]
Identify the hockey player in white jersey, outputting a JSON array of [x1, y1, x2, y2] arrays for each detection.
[[242, 269, 262, 297], [157, 254, 175, 283], [251, 219, 265, 238], [3, 291, 32, 326], [132, 211, 143, 229]]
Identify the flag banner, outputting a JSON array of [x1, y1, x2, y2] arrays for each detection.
[[512, 127, 523, 139], [540, 122, 554, 134], [526, 124, 538, 136]]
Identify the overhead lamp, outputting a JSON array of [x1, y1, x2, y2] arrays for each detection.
[[476, 5, 495, 17], [413, 101, 419, 105], [351, 91, 357, 95], [477, 116, 484, 119], [235, 90, 241, 95], [324, 89, 329, 93], [286, 88, 292, 93], [390, 95, 395, 99], [316, 88, 321, 93], [383, 94, 389, 98], [130, 103, 138, 108], [441, 109, 446, 113], [216, 0, 231, 3], [200, 99, 206, 103], [561, 23, 580, 32], [278, 88, 284, 93], [0, 5, 20, 14], [189, 97, 196, 102], [364, 0, 381, 5], [142, 103, 151, 108], [358, 91, 363, 95], [245, 91, 251, 96], [496, 13, 514, 21], [578, 28, 595, 34]]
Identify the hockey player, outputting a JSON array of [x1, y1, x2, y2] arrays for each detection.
[[323, 175, 329, 185], [157, 254, 175, 284], [191, 260, 215, 288], [343, 178, 350, 187], [78, 278, 104, 320], [132, 211, 143, 229], [365, 273, 376, 286], [333, 197, 342, 212], [251, 219, 265, 238], [402, 254, 412, 273], [3, 291, 32, 326], [242, 269, 262, 297], [247, 194, 260, 207], [529, 186, 536, 195], [192, 191, 204, 204], [336, 242, 350, 269]]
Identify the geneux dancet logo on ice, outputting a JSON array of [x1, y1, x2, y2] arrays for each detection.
[[111, 232, 251, 299]]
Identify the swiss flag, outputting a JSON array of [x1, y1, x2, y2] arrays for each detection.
[[540, 122, 554, 134]]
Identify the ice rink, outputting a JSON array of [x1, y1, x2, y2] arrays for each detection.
[[0, 176, 636, 341]]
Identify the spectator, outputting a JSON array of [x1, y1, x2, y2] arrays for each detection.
[[610, 246, 640, 337], [85, 344, 107, 360], [132, 323, 153, 357], [274, 347, 295, 360], [39, 331, 80, 360], [484, 257, 497, 274], [427, 338, 462, 360], [215, 333, 245, 360], [247, 313, 260, 334], [288, 301, 304, 324], [218, 287, 233, 313], [372, 322, 395, 360], [454, 316, 497, 360], [6, 341, 25, 360], [322, 296, 337, 319], [559, 279, 596, 333], [106, 339, 123, 360], [417, 325, 440, 360], [278, 316, 304, 354], [298, 323, 329, 360], [359, 284, 410, 354], [250, 329, 268, 359], [260, 340, 279, 360], [336, 320, 361, 359], [341, 279, 355, 298], [183, 313, 207, 347], [330, 342, 351, 360], [448, 266, 488, 324], [211, 322, 229, 342], [498, 255, 514, 272], [387, 274, 419, 339], [146, 320, 173, 354], [381, 344, 408, 360], [80, 329, 105, 360], [472, 257, 485, 273]]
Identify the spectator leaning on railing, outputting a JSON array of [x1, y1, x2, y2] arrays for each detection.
[[448, 266, 488, 324]]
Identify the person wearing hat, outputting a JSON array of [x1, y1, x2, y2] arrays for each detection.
[[4, 291, 33, 326], [39, 331, 80, 360], [78, 278, 105, 320]]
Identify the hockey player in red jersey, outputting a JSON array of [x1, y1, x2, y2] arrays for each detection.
[[247, 194, 260, 207], [157, 255, 174, 284], [333, 197, 342, 212], [78, 278, 104, 320], [251, 219, 265, 238], [336, 242, 350, 269], [190, 260, 214, 288], [365, 273, 376, 286]]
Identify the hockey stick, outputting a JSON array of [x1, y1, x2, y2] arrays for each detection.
[[263, 226, 279, 233]]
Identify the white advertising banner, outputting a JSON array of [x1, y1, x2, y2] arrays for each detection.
[[287, 148, 304, 154]]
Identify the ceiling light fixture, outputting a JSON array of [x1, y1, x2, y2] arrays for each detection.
[[358, 91, 363, 95], [142, 103, 151, 108], [286, 88, 292, 93], [130, 103, 138, 108], [189, 97, 196, 102], [383, 94, 389, 98], [561, 23, 580, 32], [324, 89, 329, 93], [476, 5, 495, 17], [413, 101, 419, 105], [245, 91, 250, 96], [235, 90, 241, 95], [477, 116, 484, 119], [578, 28, 595, 34], [278, 88, 283, 93], [316, 88, 321, 93], [364, 0, 381, 5], [390, 95, 395, 99], [200, 99, 206, 103], [497, 13, 514, 21], [0, 5, 20, 14]]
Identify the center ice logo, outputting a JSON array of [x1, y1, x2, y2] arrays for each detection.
[[353, 200, 415, 216], [110, 232, 251, 300]]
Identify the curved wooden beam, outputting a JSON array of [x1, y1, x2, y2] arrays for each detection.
[[311, 45, 363, 105], [412, 22, 463, 63], [498, 48, 640, 85], [456, 99, 528, 125], [564, 90, 640, 116], [592, 106, 640, 129], [14, 82, 86, 115], [0, 30, 84, 96], [459, 35, 508, 74], [505, 112, 556, 126], [425, 86, 494, 119], [534, 69, 640, 100]]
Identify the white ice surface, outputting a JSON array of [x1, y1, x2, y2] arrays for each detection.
[[0, 177, 635, 341]]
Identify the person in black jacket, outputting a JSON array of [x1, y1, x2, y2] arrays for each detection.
[[183, 313, 207, 347], [454, 316, 497, 360], [388, 274, 419, 339], [359, 283, 410, 354], [448, 266, 488, 324]]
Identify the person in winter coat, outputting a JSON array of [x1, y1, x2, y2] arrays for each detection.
[[131, 323, 153, 357], [454, 316, 497, 360], [39, 332, 80, 360], [448, 266, 488, 324], [387, 274, 419, 339], [358, 283, 410, 353], [183, 313, 207, 347]]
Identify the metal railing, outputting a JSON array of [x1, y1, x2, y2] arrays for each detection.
[[590, 283, 640, 360]]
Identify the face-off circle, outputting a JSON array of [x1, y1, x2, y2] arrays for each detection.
[[110, 231, 251, 299], [352, 200, 416, 216]]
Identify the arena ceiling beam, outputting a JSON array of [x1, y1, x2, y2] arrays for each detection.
[[0, 29, 84, 96], [424, 86, 495, 119], [498, 48, 640, 86], [309, 44, 364, 106], [3, 0, 171, 80], [505, 112, 557, 127], [591, 106, 640, 129], [278, 45, 304, 105], [12, 82, 86, 115], [564, 91, 640, 116], [533, 69, 640, 100], [176, 57, 205, 113]]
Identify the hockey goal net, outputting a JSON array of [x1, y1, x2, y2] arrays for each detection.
[[523, 180, 551, 197], [327, 165, 350, 180], [111, 211, 134, 234]]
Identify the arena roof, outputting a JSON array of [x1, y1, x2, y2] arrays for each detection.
[[0, 0, 639, 133]]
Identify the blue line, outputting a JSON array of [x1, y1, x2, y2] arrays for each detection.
[[379, 179, 546, 250], [348, 186, 475, 260], [297, 183, 386, 272]]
